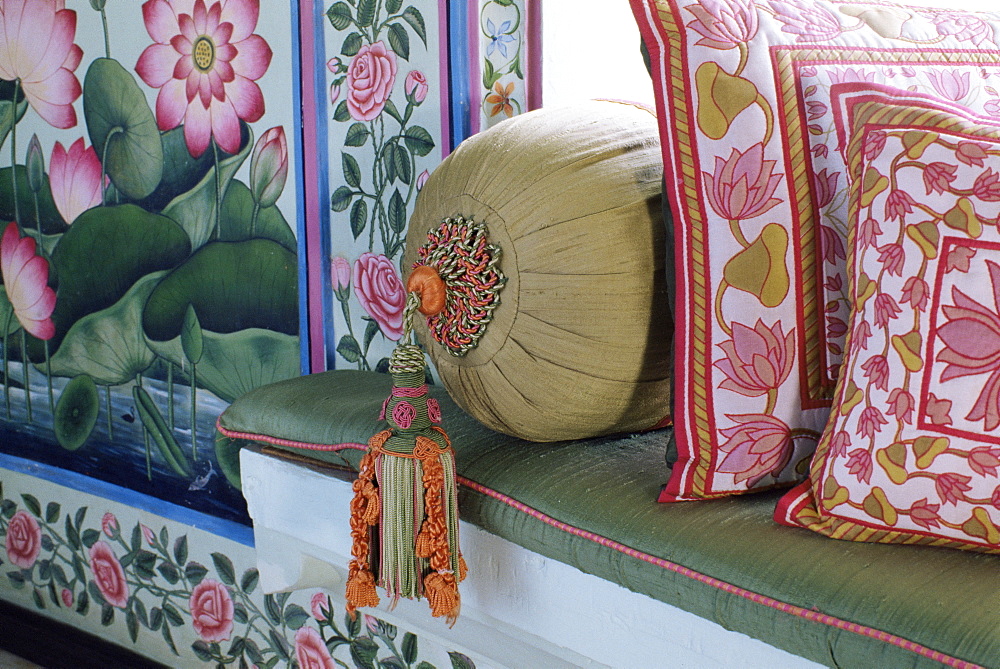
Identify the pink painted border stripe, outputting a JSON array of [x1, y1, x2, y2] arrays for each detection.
[[217, 422, 983, 669]]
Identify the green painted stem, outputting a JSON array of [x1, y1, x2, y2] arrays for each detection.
[[250, 200, 260, 237], [44, 339, 53, 414], [213, 143, 222, 239], [105, 384, 113, 441], [20, 329, 31, 422], [190, 364, 197, 461], [2, 327, 9, 419], [10, 80, 20, 231], [167, 362, 174, 430], [101, 9, 111, 59], [138, 374, 151, 480]]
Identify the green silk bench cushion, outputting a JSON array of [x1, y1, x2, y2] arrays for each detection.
[[218, 370, 1000, 669]]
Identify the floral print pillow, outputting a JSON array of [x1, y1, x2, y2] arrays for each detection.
[[776, 92, 1000, 553], [630, 0, 1000, 501]]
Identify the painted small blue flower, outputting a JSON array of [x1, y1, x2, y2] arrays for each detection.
[[486, 19, 515, 59]]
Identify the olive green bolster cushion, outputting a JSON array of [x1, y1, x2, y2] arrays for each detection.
[[218, 370, 999, 669]]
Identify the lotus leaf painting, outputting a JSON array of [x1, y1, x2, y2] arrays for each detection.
[[0, 0, 300, 524]]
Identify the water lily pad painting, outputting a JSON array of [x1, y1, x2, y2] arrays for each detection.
[[0, 1, 300, 525]]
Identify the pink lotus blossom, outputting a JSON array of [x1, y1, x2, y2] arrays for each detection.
[[135, 0, 273, 158], [933, 12, 991, 45], [861, 355, 890, 391], [901, 276, 929, 311], [846, 448, 873, 484], [717, 413, 793, 487], [857, 217, 882, 248], [806, 100, 827, 122], [812, 143, 829, 159], [404, 70, 428, 104], [956, 142, 989, 167], [190, 578, 234, 642], [885, 189, 916, 222], [829, 67, 876, 86], [101, 512, 119, 538], [922, 162, 958, 195], [876, 243, 904, 276], [49, 138, 106, 225], [714, 319, 794, 397], [812, 169, 839, 209], [935, 472, 972, 505], [937, 261, 1000, 430], [886, 388, 914, 424], [969, 446, 1000, 477], [703, 143, 783, 220], [829, 430, 850, 457], [927, 70, 971, 102], [345, 41, 396, 121], [89, 541, 129, 608], [684, 0, 759, 49], [925, 393, 953, 426], [0, 0, 83, 129], [863, 130, 887, 162], [945, 245, 976, 273], [249, 126, 287, 208], [5, 510, 41, 569], [827, 316, 847, 339], [769, 0, 842, 42], [973, 169, 1000, 202], [872, 293, 901, 328], [851, 320, 872, 353], [295, 626, 335, 669], [353, 252, 405, 340], [0, 223, 56, 340], [858, 406, 887, 440], [824, 273, 842, 293], [909, 498, 941, 530]]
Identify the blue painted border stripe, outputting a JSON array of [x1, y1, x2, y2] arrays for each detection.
[[448, 1, 472, 149], [0, 453, 254, 546]]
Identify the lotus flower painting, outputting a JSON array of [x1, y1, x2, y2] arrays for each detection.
[[0, 0, 299, 525]]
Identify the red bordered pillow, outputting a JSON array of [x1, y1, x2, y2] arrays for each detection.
[[777, 89, 1000, 553], [631, 0, 1000, 500]]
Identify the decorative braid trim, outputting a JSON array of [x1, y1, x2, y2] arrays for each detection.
[[216, 420, 982, 669]]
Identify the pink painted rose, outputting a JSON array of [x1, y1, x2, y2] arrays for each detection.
[[714, 319, 794, 398], [330, 256, 351, 294], [5, 510, 41, 569], [141, 524, 156, 546], [61, 588, 74, 608], [0, 0, 83, 129], [717, 413, 793, 487], [1, 222, 56, 340], [295, 626, 336, 669], [346, 41, 397, 121], [49, 138, 106, 224], [190, 578, 234, 642], [703, 143, 783, 221], [101, 512, 119, 538], [310, 592, 330, 620], [135, 0, 274, 158], [89, 541, 129, 608], [250, 126, 288, 208], [330, 82, 341, 105], [404, 70, 428, 104], [353, 252, 405, 340], [684, 0, 758, 49]]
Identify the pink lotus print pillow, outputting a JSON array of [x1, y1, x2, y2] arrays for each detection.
[[777, 91, 1000, 553], [630, 0, 1000, 500]]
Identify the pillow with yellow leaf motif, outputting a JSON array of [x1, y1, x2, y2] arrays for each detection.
[[631, 0, 1000, 501], [776, 90, 1000, 553]]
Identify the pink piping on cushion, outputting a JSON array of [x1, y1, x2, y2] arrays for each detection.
[[215, 420, 983, 669]]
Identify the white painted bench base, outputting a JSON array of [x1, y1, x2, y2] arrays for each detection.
[[241, 445, 822, 669]]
